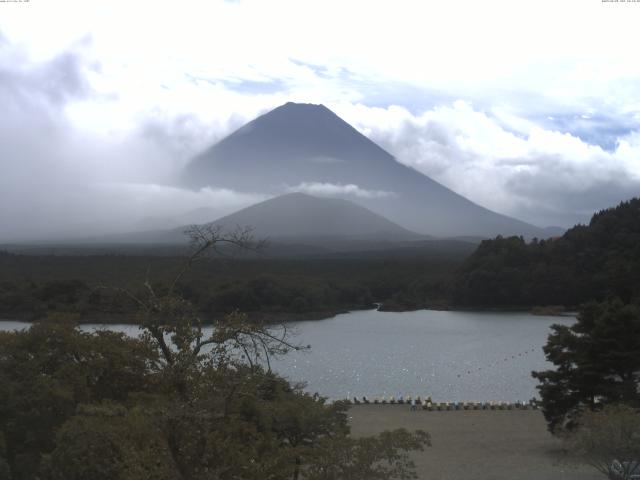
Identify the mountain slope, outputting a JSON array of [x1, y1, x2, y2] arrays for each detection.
[[81, 193, 422, 247], [209, 192, 420, 240], [183, 102, 549, 238]]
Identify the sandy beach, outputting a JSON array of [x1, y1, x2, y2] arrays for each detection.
[[349, 405, 601, 480]]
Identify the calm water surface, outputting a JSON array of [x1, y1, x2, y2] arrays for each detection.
[[0, 309, 574, 402]]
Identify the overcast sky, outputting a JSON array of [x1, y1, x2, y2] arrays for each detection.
[[1, 0, 639, 240]]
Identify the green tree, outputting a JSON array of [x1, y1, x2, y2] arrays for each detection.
[[532, 299, 640, 433], [0, 432, 10, 480], [0, 318, 155, 479], [1, 225, 429, 480], [454, 198, 640, 308]]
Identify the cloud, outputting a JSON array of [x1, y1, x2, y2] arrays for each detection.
[[219, 78, 287, 95], [333, 102, 640, 227], [0, 38, 265, 241], [1, 1, 640, 236], [0, 180, 266, 242], [95, 183, 266, 215], [286, 182, 396, 199]]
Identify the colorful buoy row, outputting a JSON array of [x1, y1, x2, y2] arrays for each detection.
[[342, 396, 540, 410]]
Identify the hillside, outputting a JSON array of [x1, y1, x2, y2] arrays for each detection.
[[80, 192, 423, 247], [210, 192, 420, 240], [453, 198, 640, 307], [182, 102, 550, 238]]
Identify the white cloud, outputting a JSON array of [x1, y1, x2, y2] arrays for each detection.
[[333, 102, 640, 227], [95, 183, 266, 219], [0, 179, 266, 242], [286, 182, 396, 199], [3, 0, 640, 123], [0, 42, 267, 241], [1, 0, 639, 235]]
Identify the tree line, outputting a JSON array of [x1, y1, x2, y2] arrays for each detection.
[[0, 255, 458, 322], [454, 198, 640, 308]]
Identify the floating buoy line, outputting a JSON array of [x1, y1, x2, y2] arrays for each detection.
[[322, 345, 544, 409], [455, 346, 540, 378], [335, 396, 540, 411]]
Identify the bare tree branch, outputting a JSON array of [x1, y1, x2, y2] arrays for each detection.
[[96, 225, 299, 396]]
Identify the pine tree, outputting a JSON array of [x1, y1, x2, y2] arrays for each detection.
[[532, 299, 640, 433]]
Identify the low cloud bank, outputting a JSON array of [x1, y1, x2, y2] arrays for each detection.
[[0, 38, 265, 241], [286, 182, 396, 199]]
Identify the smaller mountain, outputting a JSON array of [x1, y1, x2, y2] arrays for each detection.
[[211, 192, 420, 240], [82, 193, 422, 247]]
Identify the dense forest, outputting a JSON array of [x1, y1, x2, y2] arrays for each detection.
[[2, 198, 639, 324], [453, 198, 640, 308], [0, 254, 459, 322]]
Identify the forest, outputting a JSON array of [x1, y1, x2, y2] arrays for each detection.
[[453, 198, 640, 309], [0, 253, 458, 322], [2, 199, 640, 324]]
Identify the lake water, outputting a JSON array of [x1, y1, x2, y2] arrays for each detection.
[[0, 309, 574, 402]]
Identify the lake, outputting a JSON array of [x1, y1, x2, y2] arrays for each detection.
[[0, 309, 574, 402]]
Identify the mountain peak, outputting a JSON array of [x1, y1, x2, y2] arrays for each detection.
[[246, 101, 338, 126], [279, 101, 329, 110], [184, 101, 392, 189], [183, 103, 549, 238], [247, 101, 346, 130]]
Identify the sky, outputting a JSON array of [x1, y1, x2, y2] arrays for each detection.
[[1, 0, 639, 240]]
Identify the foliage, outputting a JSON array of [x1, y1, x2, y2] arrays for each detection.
[[0, 318, 157, 479], [0, 227, 429, 479], [0, 432, 9, 480], [532, 299, 640, 433], [0, 255, 458, 321], [454, 198, 640, 308], [304, 429, 430, 480], [565, 404, 640, 480]]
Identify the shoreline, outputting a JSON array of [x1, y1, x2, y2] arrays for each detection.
[[0, 304, 577, 326], [0, 309, 349, 325]]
